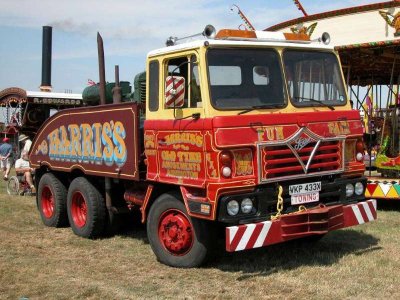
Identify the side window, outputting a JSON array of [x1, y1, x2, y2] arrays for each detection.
[[149, 60, 159, 112], [164, 55, 201, 109]]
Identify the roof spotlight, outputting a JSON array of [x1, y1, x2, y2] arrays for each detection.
[[165, 24, 216, 46], [319, 32, 331, 45]]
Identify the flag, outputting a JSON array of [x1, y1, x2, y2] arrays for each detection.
[[87, 79, 96, 86]]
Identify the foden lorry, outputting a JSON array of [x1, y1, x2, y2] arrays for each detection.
[[30, 26, 377, 267]]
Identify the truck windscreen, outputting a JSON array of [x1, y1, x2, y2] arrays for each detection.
[[283, 50, 346, 107], [207, 48, 286, 110]]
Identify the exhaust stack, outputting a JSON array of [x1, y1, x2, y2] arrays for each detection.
[[40, 26, 52, 92]]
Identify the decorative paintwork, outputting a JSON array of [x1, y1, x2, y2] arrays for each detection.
[[366, 178, 400, 199], [290, 22, 317, 38], [267, 1, 400, 49], [379, 9, 400, 36], [30, 102, 139, 180]]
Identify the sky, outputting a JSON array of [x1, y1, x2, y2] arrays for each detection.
[[0, 0, 382, 94]]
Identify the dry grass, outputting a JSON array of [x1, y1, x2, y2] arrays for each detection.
[[1, 184, 400, 299]]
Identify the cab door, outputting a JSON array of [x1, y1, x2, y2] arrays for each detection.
[[145, 53, 206, 187]]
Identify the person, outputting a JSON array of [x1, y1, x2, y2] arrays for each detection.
[[15, 150, 35, 193], [0, 137, 13, 180], [18, 133, 32, 152]]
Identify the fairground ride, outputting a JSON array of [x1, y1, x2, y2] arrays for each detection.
[[267, 0, 400, 200]]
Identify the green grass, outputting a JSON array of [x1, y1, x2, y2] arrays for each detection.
[[1, 187, 400, 299]]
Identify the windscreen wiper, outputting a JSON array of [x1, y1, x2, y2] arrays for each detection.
[[238, 105, 281, 115], [293, 96, 335, 111]]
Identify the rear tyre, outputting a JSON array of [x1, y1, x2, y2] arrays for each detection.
[[7, 176, 19, 195], [147, 192, 211, 268], [38, 173, 68, 227], [67, 177, 106, 239]]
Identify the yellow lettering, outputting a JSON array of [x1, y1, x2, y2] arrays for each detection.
[[68, 124, 81, 156], [92, 123, 103, 160], [81, 123, 93, 158]]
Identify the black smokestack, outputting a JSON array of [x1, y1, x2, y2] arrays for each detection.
[[40, 26, 52, 91]]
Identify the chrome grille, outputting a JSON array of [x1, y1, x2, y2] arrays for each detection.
[[258, 127, 344, 183]]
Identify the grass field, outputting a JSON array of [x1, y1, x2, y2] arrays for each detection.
[[1, 186, 400, 299]]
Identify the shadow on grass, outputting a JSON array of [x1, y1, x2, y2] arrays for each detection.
[[205, 229, 380, 278], [116, 219, 380, 275], [117, 214, 149, 243], [376, 200, 400, 212]]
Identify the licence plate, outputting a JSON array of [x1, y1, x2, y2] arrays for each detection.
[[289, 181, 321, 195], [289, 181, 321, 205]]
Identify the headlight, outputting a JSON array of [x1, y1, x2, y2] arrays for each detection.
[[227, 200, 239, 216], [346, 183, 354, 197], [354, 182, 364, 196], [222, 166, 232, 178], [241, 198, 253, 214]]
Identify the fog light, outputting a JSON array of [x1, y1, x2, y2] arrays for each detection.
[[227, 200, 239, 216], [346, 183, 354, 197], [356, 152, 364, 161], [241, 198, 253, 214], [222, 166, 232, 178], [355, 182, 364, 195]]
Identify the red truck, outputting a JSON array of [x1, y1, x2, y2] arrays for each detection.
[[31, 26, 377, 267]]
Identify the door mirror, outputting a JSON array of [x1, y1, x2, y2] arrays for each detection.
[[165, 75, 185, 108]]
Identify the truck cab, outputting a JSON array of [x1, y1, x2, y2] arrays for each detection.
[[144, 28, 368, 223]]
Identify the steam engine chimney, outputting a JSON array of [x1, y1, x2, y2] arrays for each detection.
[[40, 26, 52, 92]]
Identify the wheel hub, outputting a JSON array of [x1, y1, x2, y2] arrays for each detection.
[[71, 191, 87, 228], [41, 186, 54, 218], [158, 209, 193, 255]]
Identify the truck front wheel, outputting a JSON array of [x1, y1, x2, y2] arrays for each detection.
[[38, 173, 68, 227], [67, 177, 106, 239], [147, 192, 211, 268]]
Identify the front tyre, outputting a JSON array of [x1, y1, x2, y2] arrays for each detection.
[[38, 173, 68, 227], [67, 177, 106, 239], [147, 192, 211, 268]]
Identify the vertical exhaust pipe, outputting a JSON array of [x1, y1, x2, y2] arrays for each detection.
[[40, 26, 52, 92], [97, 32, 106, 105]]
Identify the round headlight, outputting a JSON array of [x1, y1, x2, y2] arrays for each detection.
[[355, 182, 364, 195], [227, 200, 239, 216], [356, 152, 364, 161], [346, 183, 354, 197], [241, 198, 253, 214], [222, 166, 232, 178]]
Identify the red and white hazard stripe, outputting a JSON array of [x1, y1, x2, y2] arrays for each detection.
[[165, 76, 185, 108], [343, 199, 377, 226], [226, 199, 377, 252], [227, 221, 272, 251]]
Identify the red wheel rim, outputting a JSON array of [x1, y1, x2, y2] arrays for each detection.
[[41, 186, 54, 219], [158, 209, 193, 256], [71, 191, 87, 228]]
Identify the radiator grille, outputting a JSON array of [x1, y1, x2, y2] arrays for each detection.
[[258, 128, 344, 183]]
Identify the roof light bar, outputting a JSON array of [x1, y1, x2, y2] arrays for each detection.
[[165, 25, 331, 46]]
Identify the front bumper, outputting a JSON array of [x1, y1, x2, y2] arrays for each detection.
[[226, 199, 377, 252]]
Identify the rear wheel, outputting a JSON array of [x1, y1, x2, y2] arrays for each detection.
[[7, 176, 19, 195], [67, 177, 106, 239], [147, 192, 211, 268], [38, 173, 68, 227]]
